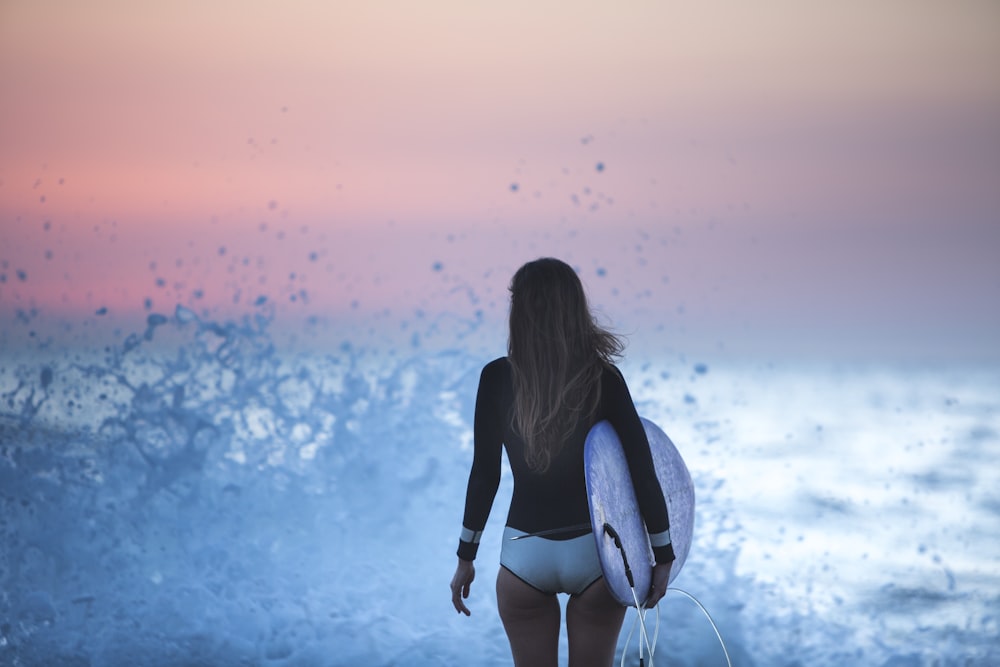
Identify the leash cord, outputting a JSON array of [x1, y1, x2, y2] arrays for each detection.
[[664, 588, 733, 667], [603, 523, 732, 666]]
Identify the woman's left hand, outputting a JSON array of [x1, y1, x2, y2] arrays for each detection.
[[450, 558, 475, 616], [645, 561, 672, 608]]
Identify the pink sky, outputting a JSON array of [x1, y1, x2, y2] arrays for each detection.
[[2, 1, 999, 359]]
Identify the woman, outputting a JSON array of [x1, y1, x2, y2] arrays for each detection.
[[450, 258, 675, 667]]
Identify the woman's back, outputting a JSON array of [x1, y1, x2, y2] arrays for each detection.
[[471, 356, 668, 543]]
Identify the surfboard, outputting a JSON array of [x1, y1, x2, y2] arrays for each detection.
[[584, 418, 695, 607]]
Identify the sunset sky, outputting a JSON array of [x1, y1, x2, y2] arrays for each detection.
[[2, 1, 998, 359]]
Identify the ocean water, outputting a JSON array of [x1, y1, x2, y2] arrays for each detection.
[[1, 308, 997, 666]]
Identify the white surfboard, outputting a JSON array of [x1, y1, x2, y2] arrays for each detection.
[[584, 418, 695, 607]]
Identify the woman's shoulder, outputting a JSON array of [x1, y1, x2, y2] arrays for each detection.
[[478, 357, 511, 395], [600, 361, 627, 383], [484, 356, 510, 371], [481, 356, 511, 379]]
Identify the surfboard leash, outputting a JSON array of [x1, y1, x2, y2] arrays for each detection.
[[604, 522, 657, 666], [624, 588, 734, 667], [620, 588, 733, 667], [602, 523, 635, 588], [604, 522, 733, 667], [663, 588, 733, 667], [620, 603, 658, 667]]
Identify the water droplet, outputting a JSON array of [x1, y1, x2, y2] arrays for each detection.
[[175, 305, 197, 322]]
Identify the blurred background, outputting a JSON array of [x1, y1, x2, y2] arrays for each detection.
[[1, 2, 998, 666], [2, 0, 998, 360]]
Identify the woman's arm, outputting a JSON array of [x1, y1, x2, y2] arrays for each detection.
[[605, 366, 676, 564], [456, 360, 505, 561]]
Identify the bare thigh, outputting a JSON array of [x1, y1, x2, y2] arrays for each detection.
[[566, 578, 627, 667], [496, 567, 561, 667]]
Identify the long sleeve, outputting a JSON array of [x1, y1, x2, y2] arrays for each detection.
[[456, 360, 505, 561], [604, 367, 676, 564]]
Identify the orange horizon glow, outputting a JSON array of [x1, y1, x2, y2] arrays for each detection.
[[2, 1, 999, 359]]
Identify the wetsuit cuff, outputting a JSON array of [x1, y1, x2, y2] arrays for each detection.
[[649, 528, 671, 548], [457, 526, 483, 561], [653, 543, 676, 564], [457, 541, 479, 561]]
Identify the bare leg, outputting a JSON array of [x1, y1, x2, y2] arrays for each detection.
[[496, 567, 561, 667], [566, 578, 627, 667]]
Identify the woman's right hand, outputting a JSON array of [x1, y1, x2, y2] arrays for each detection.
[[450, 558, 476, 616]]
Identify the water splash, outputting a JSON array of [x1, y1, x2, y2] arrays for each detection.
[[1, 309, 997, 666]]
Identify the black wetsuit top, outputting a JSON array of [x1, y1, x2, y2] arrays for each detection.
[[458, 357, 675, 564]]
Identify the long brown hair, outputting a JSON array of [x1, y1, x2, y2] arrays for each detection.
[[507, 258, 624, 472]]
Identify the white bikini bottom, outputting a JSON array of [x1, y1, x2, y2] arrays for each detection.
[[500, 526, 603, 596]]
